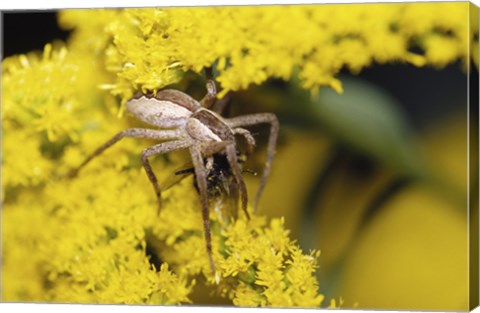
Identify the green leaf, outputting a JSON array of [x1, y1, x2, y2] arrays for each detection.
[[311, 77, 421, 175]]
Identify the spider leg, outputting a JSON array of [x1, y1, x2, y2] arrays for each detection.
[[68, 128, 179, 177], [225, 144, 250, 220], [141, 140, 192, 215], [227, 113, 279, 213], [200, 67, 217, 109], [201, 140, 231, 156], [190, 143, 216, 273], [233, 127, 256, 155]]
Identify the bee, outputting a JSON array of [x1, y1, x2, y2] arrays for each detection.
[[170, 151, 256, 223]]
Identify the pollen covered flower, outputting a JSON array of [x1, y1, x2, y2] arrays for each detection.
[[219, 219, 324, 307], [2, 2, 476, 308], [2, 44, 80, 141], [58, 3, 475, 102], [3, 161, 195, 304]]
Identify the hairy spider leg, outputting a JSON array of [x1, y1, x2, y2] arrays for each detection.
[[189, 144, 216, 273], [200, 67, 217, 109], [200, 140, 231, 156], [227, 113, 279, 212], [141, 140, 193, 215], [68, 128, 179, 178], [225, 144, 250, 220], [233, 127, 256, 155], [200, 140, 250, 220]]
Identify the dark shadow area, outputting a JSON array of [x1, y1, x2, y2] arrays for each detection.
[[2, 11, 69, 57]]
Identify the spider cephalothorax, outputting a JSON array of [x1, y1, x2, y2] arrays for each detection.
[[70, 73, 279, 272]]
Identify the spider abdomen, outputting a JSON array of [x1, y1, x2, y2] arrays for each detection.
[[126, 96, 192, 128]]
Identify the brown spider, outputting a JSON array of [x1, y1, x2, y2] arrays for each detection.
[[70, 72, 279, 273]]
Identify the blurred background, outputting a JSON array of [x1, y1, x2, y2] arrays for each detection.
[[3, 11, 477, 311]]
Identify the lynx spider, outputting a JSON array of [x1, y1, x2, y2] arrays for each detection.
[[70, 70, 279, 272]]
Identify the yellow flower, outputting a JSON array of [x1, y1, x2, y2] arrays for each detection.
[[57, 3, 473, 103], [2, 44, 80, 141], [2, 2, 475, 307], [2, 131, 52, 188]]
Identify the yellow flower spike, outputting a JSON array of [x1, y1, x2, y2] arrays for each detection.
[[18, 54, 30, 68], [56, 4, 473, 100], [232, 282, 264, 306], [3, 162, 194, 304], [153, 263, 195, 305], [405, 52, 427, 67], [2, 43, 108, 144], [2, 131, 53, 187], [424, 35, 463, 68]]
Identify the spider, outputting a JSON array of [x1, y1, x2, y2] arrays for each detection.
[[69, 71, 279, 273]]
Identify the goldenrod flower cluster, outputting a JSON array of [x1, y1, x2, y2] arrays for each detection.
[[2, 3, 475, 307], [60, 2, 475, 101]]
